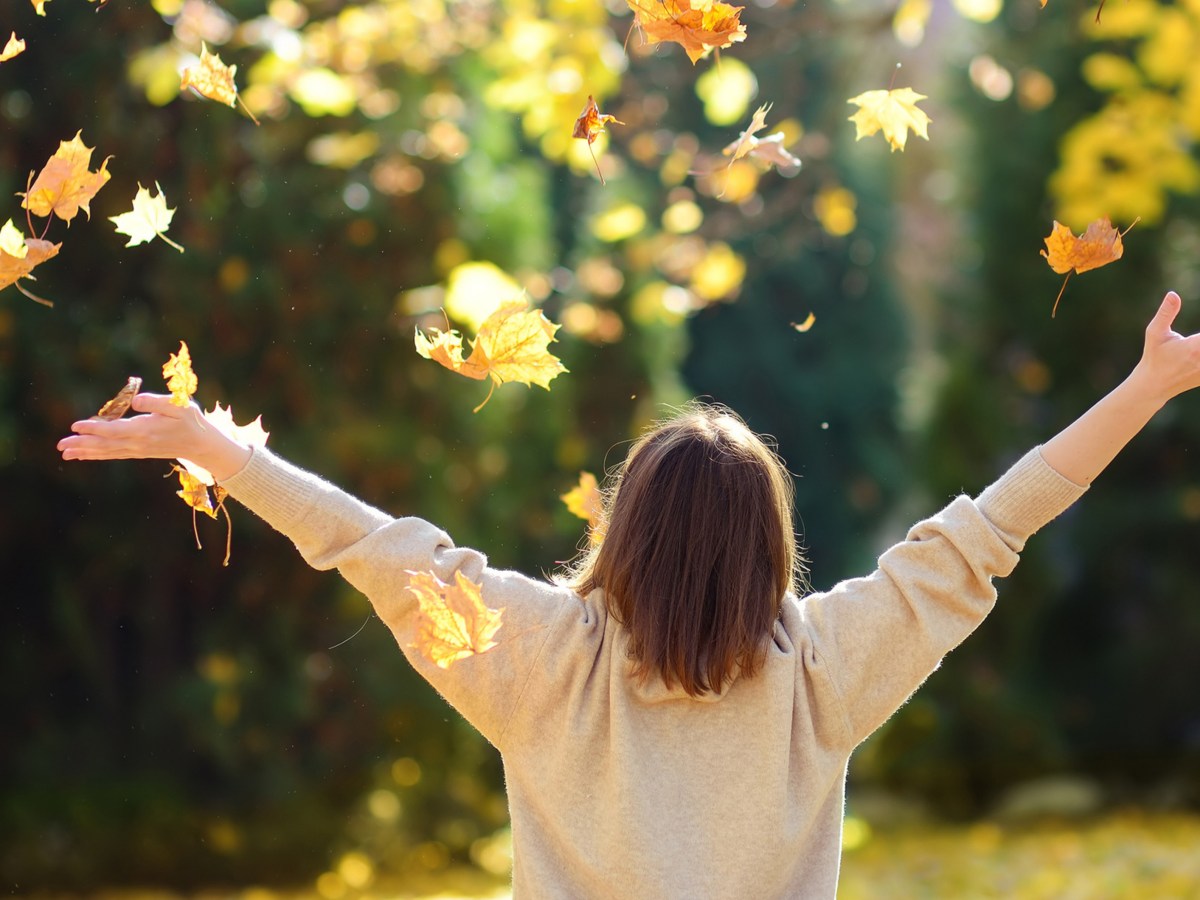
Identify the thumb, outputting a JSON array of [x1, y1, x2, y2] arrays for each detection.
[[1148, 290, 1182, 338]]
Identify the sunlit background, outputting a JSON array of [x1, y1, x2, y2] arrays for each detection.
[[3, 0, 1200, 896]]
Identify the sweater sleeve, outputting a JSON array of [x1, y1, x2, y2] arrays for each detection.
[[220, 445, 566, 749], [798, 447, 1087, 749]]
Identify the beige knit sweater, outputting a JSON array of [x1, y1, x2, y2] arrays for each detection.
[[221, 445, 1086, 899]]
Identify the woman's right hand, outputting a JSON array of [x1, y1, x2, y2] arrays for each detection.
[[57, 392, 253, 482]]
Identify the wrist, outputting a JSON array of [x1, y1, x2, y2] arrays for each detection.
[[194, 420, 253, 482]]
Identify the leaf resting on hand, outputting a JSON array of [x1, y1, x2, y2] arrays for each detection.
[[93, 376, 142, 420], [407, 570, 505, 669], [415, 299, 567, 412]]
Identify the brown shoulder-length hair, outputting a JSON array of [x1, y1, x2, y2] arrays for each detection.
[[562, 402, 803, 697]]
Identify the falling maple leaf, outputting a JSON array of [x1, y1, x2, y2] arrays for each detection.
[[627, 0, 748, 64], [1041, 216, 1137, 317], [110, 183, 184, 252], [92, 376, 142, 420], [21, 131, 112, 224], [1, 33, 25, 62], [724, 103, 773, 164], [407, 570, 505, 669], [561, 471, 605, 545], [847, 87, 931, 152], [415, 299, 568, 412], [180, 42, 260, 125], [163, 341, 198, 407], [30, 0, 48, 15], [715, 102, 799, 190], [573, 95, 624, 184], [0, 231, 60, 307], [791, 312, 816, 332]]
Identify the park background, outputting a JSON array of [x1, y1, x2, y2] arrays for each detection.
[[3, 0, 1200, 895]]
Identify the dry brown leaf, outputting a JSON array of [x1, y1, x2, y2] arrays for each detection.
[[93, 376, 142, 420], [572, 95, 624, 184], [415, 299, 567, 411], [407, 570, 505, 669]]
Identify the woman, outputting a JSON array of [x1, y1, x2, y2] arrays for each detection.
[[58, 292, 1200, 897]]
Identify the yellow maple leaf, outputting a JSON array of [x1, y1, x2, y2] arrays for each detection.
[[0, 235, 61, 306], [1040, 216, 1137, 316], [22, 131, 112, 223], [30, 0, 49, 16], [180, 42, 259, 125], [0, 219, 27, 260], [1, 33, 25, 62], [847, 87, 931, 152], [92, 376, 142, 421], [415, 299, 568, 412], [627, 0, 748, 64], [109, 183, 184, 252], [174, 464, 219, 519], [178, 401, 270, 487], [561, 471, 605, 545], [407, 570, 505, 669], [163, 341, 198, 407]]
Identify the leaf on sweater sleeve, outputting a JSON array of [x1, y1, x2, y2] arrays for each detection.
[[408, 570, 506, 669]]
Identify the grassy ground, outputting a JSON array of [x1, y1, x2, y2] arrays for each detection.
[[23, 811, 1200, 899], [837, 811, 1200, 899]]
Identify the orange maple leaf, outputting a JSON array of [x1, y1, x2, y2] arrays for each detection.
[[163, 341, 198, 406], [627, 0, 748, 64], [561, 471, 605, 545], [407, 570, 505, 669], [414, 299, 568, 412], [92, 376, 142, 420], [1041, 216, 1137, 317], [22, 131, 112, 224], [1, 33, 25, 63], [180, 42, 259, 125], [573, 95, 624, 184], [847, 87, 931, 152], [0, 234, 61, 307]]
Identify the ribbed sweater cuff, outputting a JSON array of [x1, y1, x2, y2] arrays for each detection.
[[975, 446, 1088, 545], [219, 445, 318, 532]]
